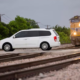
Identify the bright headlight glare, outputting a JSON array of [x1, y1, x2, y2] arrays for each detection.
[[73, 32, 77, 35], [79, 23, 80, 26]]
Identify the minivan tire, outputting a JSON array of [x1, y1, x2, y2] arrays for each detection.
[[3, 43, 13, 51], [40, 42, 50, 50]]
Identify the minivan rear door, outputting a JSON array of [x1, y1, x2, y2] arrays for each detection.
[[53, 30, 59, 42]]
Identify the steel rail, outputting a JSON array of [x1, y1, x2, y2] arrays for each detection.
[[0, 52, 80, 73], [0, 57, 80, 80], [0, 52, 44, 63], [0, 46, 80, 63], [0, 53, 20, 59]]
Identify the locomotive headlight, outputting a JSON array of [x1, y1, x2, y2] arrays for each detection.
[[73, 32, 77, 35], [79, 23, 80, 26]]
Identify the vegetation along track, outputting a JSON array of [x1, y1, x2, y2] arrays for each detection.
[[1, 52, 80, 80]]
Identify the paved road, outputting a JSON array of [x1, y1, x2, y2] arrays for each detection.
[[0, 44, 80, 55], [0, 48, 80, 55]]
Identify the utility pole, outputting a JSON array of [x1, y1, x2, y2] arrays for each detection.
[[0, 15, 1, 22], [0, 14, 4, 22], [45, 25, 50, 29]]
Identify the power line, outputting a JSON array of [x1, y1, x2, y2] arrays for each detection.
[[2, 17, 9, 23], [0, 14, 52, 28], [5, 15, 13, 20], [2, 16, 11, 22], [39, 22, 45, 26], [3, 15, 11, 21], [38, 22, 51, 28], [2, 15, 13, 23]]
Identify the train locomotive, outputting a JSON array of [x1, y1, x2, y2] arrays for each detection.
[[70, 16, 80, 46]]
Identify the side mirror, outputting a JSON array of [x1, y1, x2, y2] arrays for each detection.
[[13, 36, 15, 39]]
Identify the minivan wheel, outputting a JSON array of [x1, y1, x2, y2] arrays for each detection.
[[3, 43, 12, 51], [40, 42, 50, 50]]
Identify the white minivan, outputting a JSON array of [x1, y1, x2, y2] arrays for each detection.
[[0, 28, 60, 51]]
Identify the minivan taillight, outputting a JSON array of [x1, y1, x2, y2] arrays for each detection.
[[54, 36, 57, 41]]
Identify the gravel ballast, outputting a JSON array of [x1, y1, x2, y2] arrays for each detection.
[[0, 49, 80, 67], [26, 62, 80, 80]]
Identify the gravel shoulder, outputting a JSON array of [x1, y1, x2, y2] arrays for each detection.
[[0, 44, 74, 55]]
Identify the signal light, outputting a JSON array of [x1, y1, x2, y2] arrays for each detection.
[[73, 32, 77, 35]]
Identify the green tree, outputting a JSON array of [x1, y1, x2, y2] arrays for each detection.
[[53, 25, 63, 32], [25, 18, 39, 28], [0, 22, 9, 39], [53, 25, 70, 44], [0, 16, 40, 40], [8, 16, 32, 36], [57, 32, 70, 44], [62, 26, 70, 36]]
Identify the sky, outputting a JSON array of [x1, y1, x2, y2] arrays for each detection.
[[0, 0, 80, 28]]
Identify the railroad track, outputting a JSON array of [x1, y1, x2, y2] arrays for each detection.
[[1, 52, 80, 80], [52, 45, 80, 50], [0, 52, 44, 63], [0, 45, 80, 63]]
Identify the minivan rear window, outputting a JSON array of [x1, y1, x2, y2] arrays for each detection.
[[53, 30, 59, 36], [39, 31, 51, 36]]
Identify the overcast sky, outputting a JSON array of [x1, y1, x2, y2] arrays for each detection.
[[0, 0, 80, 28]]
